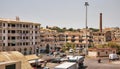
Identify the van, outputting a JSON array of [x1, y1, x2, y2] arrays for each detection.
[[54, 62, 77, 69], [109, 54, 119, 60]]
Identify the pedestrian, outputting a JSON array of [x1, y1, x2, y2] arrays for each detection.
[[44, 61, 47, 67], [98, 58, 101, 63]]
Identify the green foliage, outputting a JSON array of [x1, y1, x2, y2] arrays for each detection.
[[62, 42, 75, 51], [89, 28, 99, 32], [97, 42, 120, 54], [68, 28, 74, 31], [50, 26, 65, 32], [49, 26, 80, 32]]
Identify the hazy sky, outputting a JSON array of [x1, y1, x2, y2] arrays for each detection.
[[0, 0, 120, 29]]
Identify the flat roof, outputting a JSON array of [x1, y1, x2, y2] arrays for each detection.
[[0, 61, 20, 65], [55, 62, 76, 68], [28, 59, 44, 64]]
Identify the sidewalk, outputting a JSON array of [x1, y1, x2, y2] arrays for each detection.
[[111, 61, 120, 64]]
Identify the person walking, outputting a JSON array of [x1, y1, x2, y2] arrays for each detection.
[[98, 58, 101, 63]]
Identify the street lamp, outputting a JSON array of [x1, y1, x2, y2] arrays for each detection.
[[84, 2, 89, 55], [35, 47, 39, 69]]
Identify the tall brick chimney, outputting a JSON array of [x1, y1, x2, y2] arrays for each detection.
[[100, 13, 102, 32]]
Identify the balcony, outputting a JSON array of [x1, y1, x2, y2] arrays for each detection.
[[67, 37, 72, 39]]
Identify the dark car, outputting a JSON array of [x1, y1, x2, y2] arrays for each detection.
[[50, 58, 61, 63]]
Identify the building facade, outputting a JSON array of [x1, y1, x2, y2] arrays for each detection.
[[0, 17, 41, 55], [40, 28, 65, 52]]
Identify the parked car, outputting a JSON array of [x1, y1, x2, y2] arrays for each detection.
[[50, 57, 61, 63], [109, 54, 119, 60], [69, 49, 74, 53], [43, 67, 49, 69], [60, 53, 66, 57]]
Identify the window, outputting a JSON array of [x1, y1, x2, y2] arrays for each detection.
[[0, 30, 2, 33], [23, 31, 25, 34], [6, 64, 16, 69], [106, 51, 108, 54], [35, 31, 37, 34], [8, 24, 10, 27], [26, 25, 28, 28], [26, 37, 28, 39], [3, 43, 5, 46], [8, 43, 11, 46], [35, 36, 37, 39], [11, 24, 15, 27], [17, 42, 19, 46], [23, 37, 25, 39], [8, 30, 10, 33], [0, 36, 2, 40], [11, 30, 15, 33], [0, 23, 2, 27], [3, 30, 5, 33], [3, 23, 5, 27], [26, 31, 28, 34], [17, 24, 19, 27], [8, 37, 10, 40], [20, 24, 22, 27], [23, 42, 25, 45], [23, 25, 25, 28], [20, 36, 22, 39], [20, 43, 22, 45], [11, 37, 15, 40], [35, 25, 37, 28], [11, 43, 16, 46], [26, 42, 28, 45], [3, 36, 5, 40], [35, 42, 37, 44]]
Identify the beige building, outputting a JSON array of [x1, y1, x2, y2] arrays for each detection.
[[0, 51, 33, 69], [0, 61, 21, 69], [40, 28, 65, 52], [0, 17, 41, 55], [65, 29, 93, 48], [88, 48, 116, 57]]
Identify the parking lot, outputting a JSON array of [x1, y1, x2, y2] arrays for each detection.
[[84, 57, 120, 69], [40, 53, 120, 69]]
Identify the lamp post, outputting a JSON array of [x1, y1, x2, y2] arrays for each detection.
[[84, 2, 89, 55], [36, 47, 39, 69]]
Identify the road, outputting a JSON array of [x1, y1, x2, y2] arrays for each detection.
[[84, 57, 120, 69]]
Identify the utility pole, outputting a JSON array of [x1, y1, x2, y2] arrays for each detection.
[[85, 2, 89, 55]]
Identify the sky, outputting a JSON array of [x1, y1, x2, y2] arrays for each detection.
[[0, 0, 120, 29]]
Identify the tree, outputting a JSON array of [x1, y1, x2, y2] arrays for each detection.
[[89, 28, 99, 32], [68, 28, 74, 31], [62, 42, 76, 52], [97, 42, 120, 54]]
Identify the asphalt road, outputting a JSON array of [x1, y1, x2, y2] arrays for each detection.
[[84, 57, 120, 69]]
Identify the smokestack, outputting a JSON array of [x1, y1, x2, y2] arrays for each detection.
[[100, 13, 102, 32]]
